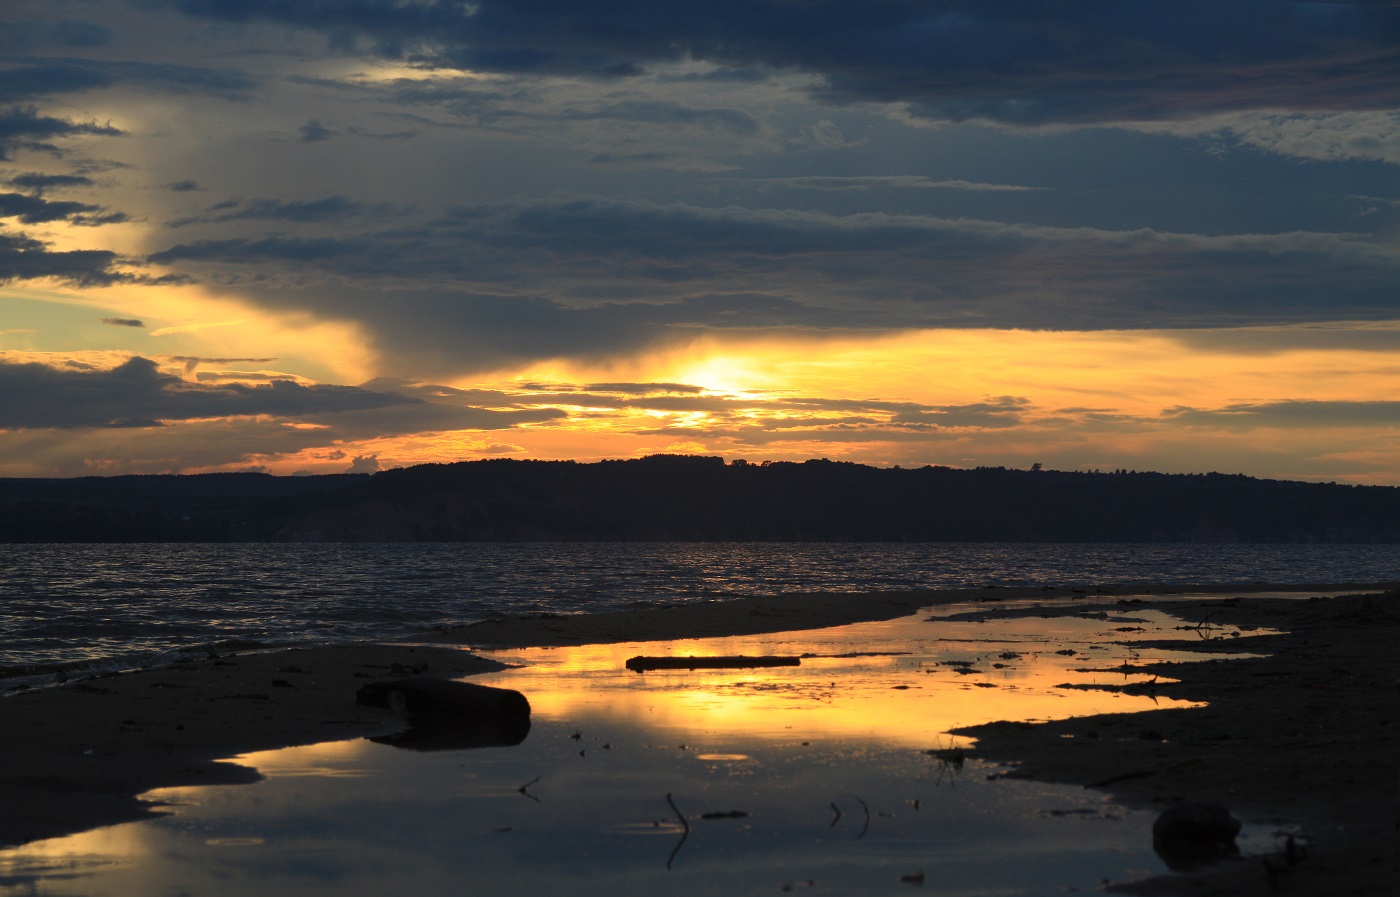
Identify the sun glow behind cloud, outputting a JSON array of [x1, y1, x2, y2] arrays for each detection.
[[244, 324, 1396, 483]]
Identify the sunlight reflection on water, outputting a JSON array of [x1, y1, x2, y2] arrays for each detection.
[[0, 604, 1279, 896]]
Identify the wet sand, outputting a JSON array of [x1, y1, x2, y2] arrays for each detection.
[[1, 580, 1395, 895], [950, 589, 1399, 896]]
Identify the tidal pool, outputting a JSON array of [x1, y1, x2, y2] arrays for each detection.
[[0, 602, 1275, 896]]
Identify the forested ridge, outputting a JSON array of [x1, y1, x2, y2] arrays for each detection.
[[0, 456, 1396, 543]]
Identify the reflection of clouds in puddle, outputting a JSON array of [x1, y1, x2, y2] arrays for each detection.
[[468, 606, 1215, 749], [0, 719, 1173, 896], [0, 600, 1263, 896], [694, 753, 752, 762]]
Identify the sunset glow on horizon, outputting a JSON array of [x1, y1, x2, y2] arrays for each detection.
[[3, 1, 1398, 483]]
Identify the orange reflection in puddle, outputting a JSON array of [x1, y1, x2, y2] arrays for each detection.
[[466, 603, 1250, 750]]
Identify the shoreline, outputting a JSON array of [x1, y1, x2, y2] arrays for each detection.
[[952, 590, 1399, 896], [2, 581, 1396, 894], [424, 580, 1395, 648]]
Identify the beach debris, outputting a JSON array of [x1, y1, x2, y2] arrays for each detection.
[[926, 743, 967, 785], [358, 678, 532, 750], [1086, 769, 1156, 788], [1151, 801, 1242, 870], [625, 655, 801, 672], [665, 793, 690, 870], [356, 677, 530, 720]]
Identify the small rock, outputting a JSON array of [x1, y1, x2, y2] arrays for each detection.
[[1152, 802, 1242, 870]]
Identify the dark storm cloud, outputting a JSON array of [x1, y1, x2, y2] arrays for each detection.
[[162, 0, 1400, 123], [168, 196, 371, 227], [149, 234, 377, 265], [556, 101, 760, 134], [0, 355, 416, 429], [0, 191, 126, 225], [0, 19, 113, 52], [5, 173, 94, 192], [0, 59, 258, 105], [298, 119, 335, 142], [1162, 400, 1400, 429], [143, 197, 1400, 371], [0, 228, 127, 286], [0, 106, 121, 159], [718, 176, 1043, 192]]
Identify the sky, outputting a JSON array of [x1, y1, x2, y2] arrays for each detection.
[[2, 0, 1399, 483]]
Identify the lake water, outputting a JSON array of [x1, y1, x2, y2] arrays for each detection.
[[2, 541, 1397, 676]]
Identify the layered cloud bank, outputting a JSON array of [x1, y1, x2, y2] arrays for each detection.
[[1, 0, 1397, 481]]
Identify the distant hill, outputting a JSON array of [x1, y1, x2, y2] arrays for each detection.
[[0, 456, 1396, 543]]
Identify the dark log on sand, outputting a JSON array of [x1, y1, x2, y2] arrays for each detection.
[[356, 677, 530, 718], [625, 655, 801, 673]]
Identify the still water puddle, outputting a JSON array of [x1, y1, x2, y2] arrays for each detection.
[[0, 603, 1273, 896]]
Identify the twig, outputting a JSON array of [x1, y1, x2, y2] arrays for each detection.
[[1085, 769, 1154, 789], [666, 792, 690, 870]]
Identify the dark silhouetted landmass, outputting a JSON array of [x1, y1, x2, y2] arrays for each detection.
[[0, 457, 1396, 543]]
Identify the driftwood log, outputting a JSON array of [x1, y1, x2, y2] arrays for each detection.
[[356, 677, 530, 717], [625, 655, 801, 673]]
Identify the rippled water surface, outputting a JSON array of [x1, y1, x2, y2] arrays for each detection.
[[1, 542, 1396, 671]]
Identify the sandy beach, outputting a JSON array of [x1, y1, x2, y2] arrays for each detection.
[[1, 581, 1395, 895]]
